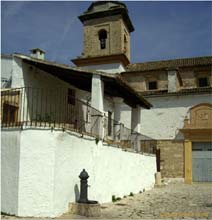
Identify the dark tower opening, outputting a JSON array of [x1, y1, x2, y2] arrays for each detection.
[[98, 29, 107, 49]]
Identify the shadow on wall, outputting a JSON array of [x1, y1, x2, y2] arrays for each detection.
[[74, 184, 80, 202], [1, 130, 21, 215], [146, 95, 211, 109]]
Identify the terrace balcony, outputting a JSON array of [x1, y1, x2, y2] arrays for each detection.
[[1, 87, 156, 154]]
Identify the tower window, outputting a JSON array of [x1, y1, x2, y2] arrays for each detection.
[[198, 77, 208, 87], [98, 29, 107, 49], [124, 35, 127, 53], [148, 81, 157, 90]]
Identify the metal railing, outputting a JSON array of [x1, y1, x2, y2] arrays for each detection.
[[103, 115, 156, 154], [1, 87, 156, 154], [1, 87, 103, 138]]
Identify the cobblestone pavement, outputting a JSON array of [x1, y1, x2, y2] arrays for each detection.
[[99, 182, 212, 219], [1, 183, 212, 220]]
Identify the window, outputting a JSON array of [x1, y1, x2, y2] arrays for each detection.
[[198, 77, 208, 87], [68, 89, 75, 105], [148, 81, 157, 90], [98, 29, 107, 49]]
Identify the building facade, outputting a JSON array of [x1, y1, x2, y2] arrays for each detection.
[[122, 58, 212, 183], [71, 1, 212, 183], [1, 0, 211, 217], [1, 3, 157, 217]]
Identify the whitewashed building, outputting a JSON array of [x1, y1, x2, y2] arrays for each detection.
[[71, 1, 212, 184], [1, 0, 211, 218], [1, 3, 158, 217], [1, 48, 156, 217]]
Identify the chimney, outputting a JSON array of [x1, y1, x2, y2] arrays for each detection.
[[30, 48, 45, 60]]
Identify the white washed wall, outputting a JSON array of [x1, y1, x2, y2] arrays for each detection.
[[1, 56, 13, 87], [53, 130, 156, 216], [1, 129, 156, 217], [1, 129, 21, 215], [79, 63, 125, 73], [120, 94, 212, 140], [17, 129, 55, 217]]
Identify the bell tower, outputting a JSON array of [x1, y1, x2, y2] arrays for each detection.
[[72, 1, 134, 72]]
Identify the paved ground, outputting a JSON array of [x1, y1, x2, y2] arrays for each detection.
[[2, 183, 212, 219], [98, 182, 212, 219]]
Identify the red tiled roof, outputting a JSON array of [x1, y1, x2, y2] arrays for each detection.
[[126, 56, 212, 72], [140, 87, 212, 97]]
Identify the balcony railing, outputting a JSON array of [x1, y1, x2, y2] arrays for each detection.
[[1, 87, 156, 154]]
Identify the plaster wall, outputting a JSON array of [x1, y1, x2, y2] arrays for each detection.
[[52, 129, 156, 216], [79, 63, 125, 73], [17, 129, 55, 217], [1, 129, 21, 215], [179, 66, 212, 88], [120, 94, 211, 140], [168, 70, 177, 92], [1, 129, 156, 217], [119, 104, 131, 128], [122, 71, 168, 92], [1, 56, 13, 87], [11, 57, 25, 88]]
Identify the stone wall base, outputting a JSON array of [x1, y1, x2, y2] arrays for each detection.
[[157, 140, 184, 178], [163, 178, 185, 184], [68, 202, 101, 217], [155, 172, 162, 186]]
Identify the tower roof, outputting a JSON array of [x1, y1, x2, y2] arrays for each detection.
[[79, 1, 134, 32]]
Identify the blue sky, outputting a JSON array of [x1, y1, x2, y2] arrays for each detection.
[[1, 1, 212, 65]]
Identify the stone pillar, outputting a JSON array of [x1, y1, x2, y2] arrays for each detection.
[[131, 106, 141, 151], [168, 69, 178, 92], [131, 106, 141, 133], [184, 140, 192, 184], [91, 74, 104, 138], [91, 74, 104, 112], [113, 97, 124, 141], [155, 172, 162, 186]]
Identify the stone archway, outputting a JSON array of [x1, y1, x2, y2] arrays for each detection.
[[181, 103, 212, 183]]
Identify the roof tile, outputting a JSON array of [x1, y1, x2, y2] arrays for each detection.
[[126, 56, 212, 72]]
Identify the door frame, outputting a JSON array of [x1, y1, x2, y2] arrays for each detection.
[[181, 103, 212, 184], [184, 131, 212, 184]]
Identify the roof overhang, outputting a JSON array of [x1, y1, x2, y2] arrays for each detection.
[[79, 7, 134, 33], [14, 54, 151, 109], [72, 54, 130, 67]]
